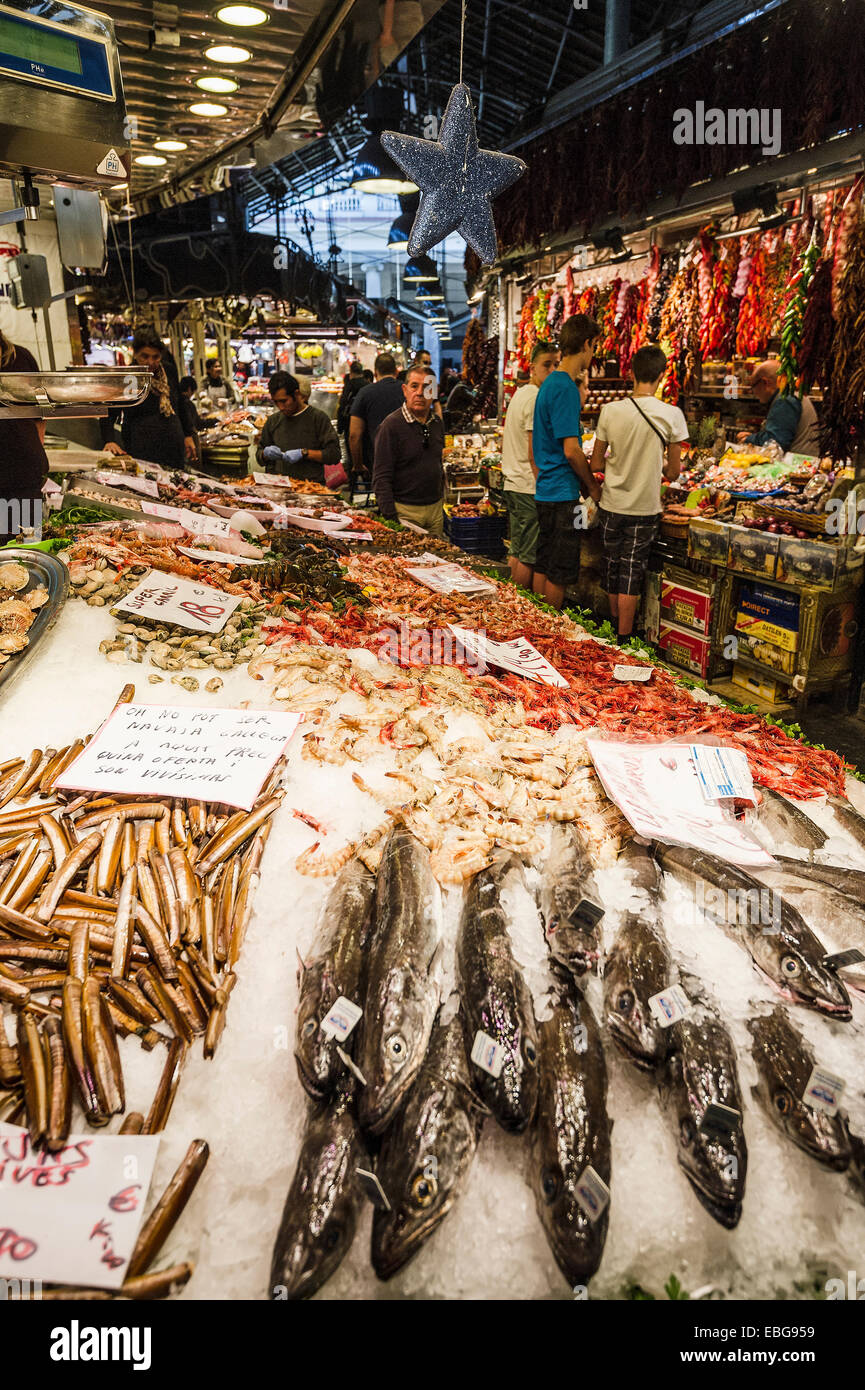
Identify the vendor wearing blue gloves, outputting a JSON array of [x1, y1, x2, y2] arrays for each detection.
[[257, 372, 342, 484]]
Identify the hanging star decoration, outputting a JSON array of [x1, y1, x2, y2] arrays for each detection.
[[380, 83, 526, 266]]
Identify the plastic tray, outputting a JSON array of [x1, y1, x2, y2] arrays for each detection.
[[0, 549, 69, 698]]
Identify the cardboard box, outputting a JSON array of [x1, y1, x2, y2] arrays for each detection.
[[734, 631, 797, 674], [727, 523, 779, 578], [776, 535, 839, 590], [731, 662, 785, 704], [688, 518, 729, 566], [658, 621, 713, 678], [660, 573, 714, 635], [735, 582, 800, 652]]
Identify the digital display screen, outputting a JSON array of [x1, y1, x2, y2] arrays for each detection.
[[0, 13, 83, 75]]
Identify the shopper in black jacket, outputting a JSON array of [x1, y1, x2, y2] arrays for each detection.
[[101, 331, 197, 466]]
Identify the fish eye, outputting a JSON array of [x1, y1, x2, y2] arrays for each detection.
[[680, 1117, 695, 1145], [774, 1090, 792, 1115], [541, 1169, 560, 1203], [617, 990, 634, 1014], [385, 1032, 407, 1064], [524, 1039, 537, 1064], [410, 1173, 438, 1208], [324, 1225, 342, 1251], [781, 955, 801, 978], [302, 1020, 316, 1038]]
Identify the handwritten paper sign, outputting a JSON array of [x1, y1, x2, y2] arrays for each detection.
[[252, 472, 295, 487], [115, 574, 241, 633], [177, 545, 267, 565], [449, 626, 569, 687], [586, 739, 773, 867], [0, 1122, 159, 1290], [179, 509, 234, 540], [56, 704, 301, 809], [274, 509, 352, 536], [613, 664, 653, 682], [94, 471, 160, 498], [407, 564, 495, 596], [141, 500, 185, 522]]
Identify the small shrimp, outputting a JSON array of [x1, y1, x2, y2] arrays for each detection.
[[295, 839, 358, 877]]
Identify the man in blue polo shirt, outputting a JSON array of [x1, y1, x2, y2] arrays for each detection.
[[532, 313, 601, 608]]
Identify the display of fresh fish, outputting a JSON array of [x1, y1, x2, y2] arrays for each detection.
[[655, 844, 851, 1020], [294, 859, 376, 1100], [356, 827, 441, 1135], [603, 910, 672, 1072], [749, 867, 865, 994], [771, 856, 865, 899], [747, 1007, 853, 1172], [457, 852, 539, 1132], [371, 1007, 484, 1279], [660, 984, 747, 1229], [269, 1079, 364, 1300], [748, 788, 828, 854], [827, 794, 865, 854], [539, 823, 605, 977], [530, 984, 611, 1287], [617, 838, 662, 897]]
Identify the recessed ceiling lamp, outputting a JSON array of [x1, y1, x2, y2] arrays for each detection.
[[196, 75, 238, 93], [205, 43, 251, 62], [214, 4, 268, 26], [403, 254, 438, 283], [189, 102, 228, 116], [154, 139, 188, 151], [134, 154, 167, 167]]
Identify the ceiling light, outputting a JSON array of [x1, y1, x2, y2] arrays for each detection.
[[189, 102, 228, 117], [215, 3, 268, 26], [205, 43, 251, 62], [403, 254, 438, 283], [134, 154, 167, 167], [154, 140, 188, 151], [350, 133, 417, 195], [196, 75, 238, 93], [388, 191, 419, 250], [424, 289, 445, 301]]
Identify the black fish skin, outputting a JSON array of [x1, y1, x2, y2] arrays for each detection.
[[747, 1006, 853, 1173], [356, 827, 441, 1136], [372, 1009, 484, 1280], [750, 788, 828, 852], [294, 860, 376, 1101], [540, 823, 605, 978], [655, 844, 851, 1020], [269, 1080, 363, 1301], [661, 994, 748, 1229], [457, 853, 539, 1133], [771, 856, 865, 901], [603, 912, 672, 1072], [530, 985, 611, 1288], [828, 795, 865, 853]]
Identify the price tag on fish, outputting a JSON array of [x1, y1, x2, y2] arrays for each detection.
[[648, 983, 691, 1028], [574, 1165, 610, 1223], [56, 704, 301, 810], [470, 1030, 506, 1078], [115, 574, 241, 633], [613, 664, 653, 682], [689, 744, 757, 805], [802, 1065, 846, 1116], [0, 1123, 160, 1290], [823, 948, 865, 972], [320, 996, 362, 1042], [449, 627, 569, 687], [699, 1103, 741, 1141]]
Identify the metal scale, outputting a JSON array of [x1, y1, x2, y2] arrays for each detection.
[[0, 0, 150, 418]]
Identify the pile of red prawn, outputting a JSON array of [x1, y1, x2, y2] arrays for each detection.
[[264, 576, 848, 799]]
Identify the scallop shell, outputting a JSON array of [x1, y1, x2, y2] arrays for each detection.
[[0, 599, 33, 634], [0, 632, 29, 653], [24, 588, 48, 610], [0, 563, 28, 593]]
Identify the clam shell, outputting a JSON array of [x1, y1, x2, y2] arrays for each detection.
[[0, 563, 28, 593]]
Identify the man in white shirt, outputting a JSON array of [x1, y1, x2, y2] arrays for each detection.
[[501, 341, 558, 586], [589, 344, 688, 641]]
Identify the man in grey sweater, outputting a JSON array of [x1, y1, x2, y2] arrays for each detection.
[[257, 372, 341, 484]]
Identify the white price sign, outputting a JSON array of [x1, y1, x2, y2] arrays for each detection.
[[94, 471, 160, 498], [407, 564, 495, 596], [690, 744, 757, 805], [179, 509, 234, 540], [141, 500, 185, 522], [56, 703, 302, 809], [252, 472, 294, 487], [449, 626, 568, 687], [0, 1123, 159, 1290], [177, 545, 266, 565], [115, 574, 241, 633]]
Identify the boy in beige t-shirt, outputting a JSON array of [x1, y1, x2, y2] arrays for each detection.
[[590, 344, 688, 641]]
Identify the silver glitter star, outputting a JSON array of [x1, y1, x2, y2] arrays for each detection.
[[381, 83, 526, 265]]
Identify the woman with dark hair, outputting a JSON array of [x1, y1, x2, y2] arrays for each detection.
[[101, 331, 197, 466], [0, 327, 48, 543]]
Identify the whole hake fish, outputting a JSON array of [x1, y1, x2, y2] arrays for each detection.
[[356, 827, 441, 1135], [771, 856, 865, 900], [269, 1079, 364, 1300], [371, 1007, 484, 1279], [750, 867, 865, 994], [655, 844, 851, 1019], [539, 823, 605, 977], [603, 911, 672, 1072], [295, 859, 376, 1100], [747, 1006, 853, 1172], [530, 984, 611, 1287], [457, 852, 539, 1132], [661, 988, 747, 1229], [827, 794, 865, 855], [749, 788, 828, 854]]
